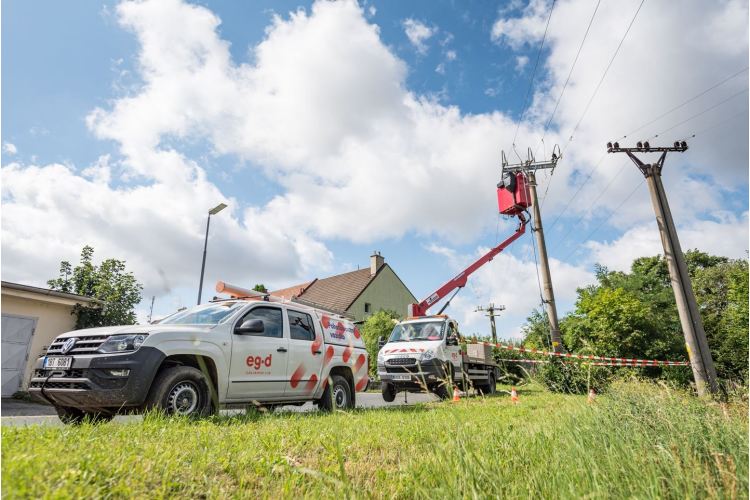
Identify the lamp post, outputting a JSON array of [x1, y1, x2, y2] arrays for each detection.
[[197, 203, 227, 305]]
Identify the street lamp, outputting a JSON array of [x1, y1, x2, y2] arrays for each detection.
[[197, 202, 227, 305]]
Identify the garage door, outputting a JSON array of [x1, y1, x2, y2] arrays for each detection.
[[1, 314, 38, 397]]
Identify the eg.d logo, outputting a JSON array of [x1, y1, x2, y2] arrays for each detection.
[[246, 354, 272, 370]]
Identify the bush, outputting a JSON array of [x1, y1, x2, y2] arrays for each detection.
[[536, 359, 613, 394]]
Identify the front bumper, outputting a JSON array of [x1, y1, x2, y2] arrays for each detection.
[[377, 359, 449, 385], [28, 346, 164, 410]]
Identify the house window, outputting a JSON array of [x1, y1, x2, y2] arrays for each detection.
[[364, 303, 371, 314]]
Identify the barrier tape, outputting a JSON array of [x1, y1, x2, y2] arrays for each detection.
[[496, 358, 688, 367], [468, 340, 690, 366]]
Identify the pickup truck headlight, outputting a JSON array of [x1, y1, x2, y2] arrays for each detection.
[[97, 334, 147, 353], [377, 353, 385, 365], [419, 349, 436, 362]]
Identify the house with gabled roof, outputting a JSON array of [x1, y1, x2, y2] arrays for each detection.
[[270, 252, 417, 322]]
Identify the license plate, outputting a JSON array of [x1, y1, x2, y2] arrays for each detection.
[[44, 357, 72, 370], [393, 375, 411, 380]]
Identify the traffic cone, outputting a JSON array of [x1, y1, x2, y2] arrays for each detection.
[[510, 387, 519, 403], [452, 387, 460, 402], [587, 389, 596, 404]]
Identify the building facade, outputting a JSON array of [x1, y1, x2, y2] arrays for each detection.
[[1, 281, 94, 396], [271, 252, 417, 322]]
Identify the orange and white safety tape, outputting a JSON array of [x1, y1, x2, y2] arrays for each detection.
[[467, 340, 690, 366]]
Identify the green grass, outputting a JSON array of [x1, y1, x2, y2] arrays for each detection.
[[2, 381, 747, 499]]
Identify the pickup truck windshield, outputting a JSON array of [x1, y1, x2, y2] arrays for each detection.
[[159, 301, 246, 325], [388, 321, 446, 342]]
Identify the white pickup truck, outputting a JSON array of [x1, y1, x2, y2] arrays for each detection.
[[377, 315, 498, 401], [29, 292, 369, 424]]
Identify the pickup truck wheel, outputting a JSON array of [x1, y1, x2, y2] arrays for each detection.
[[381, 382, 397, 402], [55, 406, 114, 425], [144, 366, 215, 417], [316, 375, 353, 411]]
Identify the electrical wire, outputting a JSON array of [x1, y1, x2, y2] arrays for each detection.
[[562, 0, 646, 154], [508, 0, 556, 153], [679, 109, 749, 142], [614, 66, 749, 141], [535, 0, 602, 157], [547, 159, 630, 254], [645, 88, 749, 141]]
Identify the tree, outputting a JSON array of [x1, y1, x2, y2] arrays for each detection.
[[48, 246, 143, 329], [253, 284, 268, 293], [359, 309, 401, 375]]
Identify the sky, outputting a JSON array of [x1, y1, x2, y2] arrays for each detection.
[[2, 0, 748, 340]]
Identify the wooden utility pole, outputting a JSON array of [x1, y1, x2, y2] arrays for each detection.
[[502, 147, 564, 353], [475, 304, 505, 344], [607, 141, 719, 397]]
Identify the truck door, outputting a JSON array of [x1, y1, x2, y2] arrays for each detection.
[[284, 308, 324, 398], [445, 321, 462, 378], [227, 305, 288, 400]]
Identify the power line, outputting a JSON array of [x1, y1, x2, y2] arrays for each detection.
[[679, 109, 749, 142], [536, 0, 602, 156], [562, 0, 646, 154], [614, 66, 749, 141], [547, 159, 629, 254], [508, 0, 556, 152], [646, 88, 748, 140]]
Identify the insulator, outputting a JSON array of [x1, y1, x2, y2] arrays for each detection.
[[644, 141, 650, 150], [607, 142, 613, 149], [674, 141, 680, 148], [637, 141, 643, 149], [613, 142, 619, 149], [680, 141, 687, 149]]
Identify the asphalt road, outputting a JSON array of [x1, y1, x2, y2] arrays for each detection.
[[1, 392, 439, 427]]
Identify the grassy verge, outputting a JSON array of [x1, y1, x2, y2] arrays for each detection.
[[2, 381, 747, 499]]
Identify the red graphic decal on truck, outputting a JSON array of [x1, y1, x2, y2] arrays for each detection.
[[246, 354, 272, 370], [342, 344, 353, 362], [353, 327, 361, 339], [305, 374, 318, 393], [353, 353, 366, 372], [355, 373, 368, 391], [324, 346, 334, 367], [290, 363, 306, 388], [311, 331, 323, 354]]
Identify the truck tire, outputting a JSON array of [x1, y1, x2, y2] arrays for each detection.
[[55, 406, 114, 425], [433, 362, 453, 400], [316, 375, 354, 411], [477, 372, 497, 396], [382, 382, 397, 402], [143, 366, 215, 417]]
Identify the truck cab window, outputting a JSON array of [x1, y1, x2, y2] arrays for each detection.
[[240, 307, 283, 338], [288, 310, 315, 341]]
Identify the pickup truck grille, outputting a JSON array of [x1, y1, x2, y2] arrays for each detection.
[[387, 357, 417, 365], [47, 335, 108, 355]]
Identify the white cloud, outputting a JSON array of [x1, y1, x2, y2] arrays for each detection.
[[492, 0, 552, 50], [3, 142, 18, 154], [402, 18, 437, 55], [2, 0, 747, 330], [368, 5, 376, 17], [587, 211, 750, 271], [515, 55, 528, 71], [445, 49, 457, 61]]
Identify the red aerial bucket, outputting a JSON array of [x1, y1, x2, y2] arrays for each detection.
[[497, 172, 531, 215]]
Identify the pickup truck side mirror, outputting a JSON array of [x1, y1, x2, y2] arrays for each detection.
[[235, 319, 264, 335], [378, 336, 387, 349], [446, 336, 458, 347]]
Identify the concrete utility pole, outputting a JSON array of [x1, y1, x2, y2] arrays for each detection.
[[607, 141, 719, 397], [475, 304, 505, 344], [502, 147, 564, 353]]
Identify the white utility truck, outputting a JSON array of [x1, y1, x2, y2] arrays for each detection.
[[377, 315, 499, 400], [378, 169, 534, 401], [29, 282, 368, 424]]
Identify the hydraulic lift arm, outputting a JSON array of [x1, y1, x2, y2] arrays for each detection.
[[407, 212, 527, 317]]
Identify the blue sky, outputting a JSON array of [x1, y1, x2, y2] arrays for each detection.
[[2, 0, 748, 338]]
